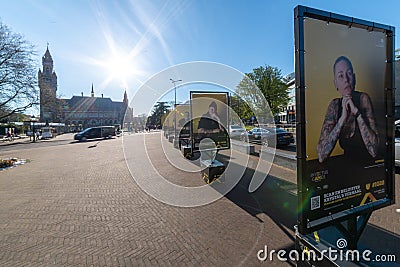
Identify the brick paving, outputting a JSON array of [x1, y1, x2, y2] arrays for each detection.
[[0, 132, 398, 266], [0, 133, 294, 266]]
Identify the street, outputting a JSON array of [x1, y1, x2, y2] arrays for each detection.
[[0, 132, 398, 266]]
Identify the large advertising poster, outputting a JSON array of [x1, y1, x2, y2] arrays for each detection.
[[190, 92, 229, 150], [162, 111, 173, 136], [295, 6, 395, 233], [174, 104, 191, 141]]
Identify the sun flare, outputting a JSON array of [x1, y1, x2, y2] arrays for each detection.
[[106, 52, 134, 81]]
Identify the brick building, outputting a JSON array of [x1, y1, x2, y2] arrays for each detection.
[[39, 47, 133, 131]]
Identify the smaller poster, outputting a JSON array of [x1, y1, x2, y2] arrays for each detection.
[[174, 104, 191, 141], [190, 92, 230, 150]]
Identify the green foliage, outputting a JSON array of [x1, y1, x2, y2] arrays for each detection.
[[236, 65, 289, 119], [147, 102, 170, 127], [229, 95, 253, 122], [248, 65, 289, 115]]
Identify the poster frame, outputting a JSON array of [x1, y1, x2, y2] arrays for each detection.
[[294, 5, 395, 234], [190, 91, 230, 151]]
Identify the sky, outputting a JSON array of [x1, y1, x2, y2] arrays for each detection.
[[1, 0, 399, 115]]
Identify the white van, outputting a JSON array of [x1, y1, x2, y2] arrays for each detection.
[[41, 127, 54, 139]]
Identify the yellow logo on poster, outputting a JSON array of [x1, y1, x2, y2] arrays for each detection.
[[366, 183, 371, 190]]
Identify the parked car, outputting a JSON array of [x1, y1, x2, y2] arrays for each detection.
[[229, 125, 246, 139], [395, 123, 400, 168], [395, 138, 400, 168], [240, 127, 271, 145], [41, 127, 54, 139], [74, 126, 116, 141], [240, 127, 294, 147]]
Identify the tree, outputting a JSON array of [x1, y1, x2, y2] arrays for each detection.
[[229, 94, 253, 122], [147, 101, 170, 127], [0, 22, 38, 120], [236, 65, 289, 120]]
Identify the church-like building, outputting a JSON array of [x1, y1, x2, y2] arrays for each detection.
[[38, 46, 133, 131], [38, 46, 58, 122]]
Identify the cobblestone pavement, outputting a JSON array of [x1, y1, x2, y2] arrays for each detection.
[[0, 132, 398, 266], [0, 133, 295, 266]]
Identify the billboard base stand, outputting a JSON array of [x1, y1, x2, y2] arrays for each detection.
[[333, 211, 372, 250], [201, 159, 225, 184], [295, 211, 373, 266], [173, 138, 180, 149], [231, 140, 255, 154], [181, 145, 193, 159], [295, 227, 338, 267]]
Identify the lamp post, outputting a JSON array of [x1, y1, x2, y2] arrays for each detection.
[[170, 78, 182, 144], [31, 115, 36, 142]]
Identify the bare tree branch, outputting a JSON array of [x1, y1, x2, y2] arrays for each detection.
[[0, 22, 38, 120]]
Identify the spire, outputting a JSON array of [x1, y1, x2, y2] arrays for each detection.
[[123, 89, 128, 105], [43, 43, 53, 61], [91, 83, 94, 97]]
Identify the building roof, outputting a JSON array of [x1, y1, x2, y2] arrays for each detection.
[[63, 96, 126, 112], [42, 46, 53, 63]]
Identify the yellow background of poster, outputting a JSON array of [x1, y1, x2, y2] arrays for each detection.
[[304, 18, 387, 160], [174, 104, 190, 130]]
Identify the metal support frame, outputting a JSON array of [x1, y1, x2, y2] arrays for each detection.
[[170, 78, 182, 141], [333, 211, 372, 250]]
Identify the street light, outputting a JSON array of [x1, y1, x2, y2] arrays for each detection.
[[170, 78, 182, 145], [30, 115, 36, 142]]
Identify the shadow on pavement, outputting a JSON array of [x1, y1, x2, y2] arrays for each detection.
[[69, 137, 118, 145], [215, 153, 297, 242], [214, 152, 399, 266], [0, 139, 32, 147]]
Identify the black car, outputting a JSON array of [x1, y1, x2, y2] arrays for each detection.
[[74, 126, 116, 141], [240, 127, 294, 147]]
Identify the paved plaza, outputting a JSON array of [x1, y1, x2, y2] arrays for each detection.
[[0, 132, 399, 266]]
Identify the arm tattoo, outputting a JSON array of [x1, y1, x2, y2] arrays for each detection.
[[317, 100, 341, 162], [357, 93, 379, 158]]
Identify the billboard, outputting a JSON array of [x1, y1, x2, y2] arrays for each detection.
[[190, 92, 230, 150], [174, 104, 191, 140], [295, 6, 395, 233], [162, 110, 173, 135]]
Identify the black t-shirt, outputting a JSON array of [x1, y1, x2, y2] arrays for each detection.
[[179, 120, 190, 138], [338, 91, 375, 165], [198, 113, 220, 131]]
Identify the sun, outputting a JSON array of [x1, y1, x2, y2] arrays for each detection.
[[105, 50, 136, 84], [82, 31, 147, 89]]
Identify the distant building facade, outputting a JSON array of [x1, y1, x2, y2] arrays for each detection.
[[276, 72, 295, 124], [39, 47, 133, 131], [62, 86, 133, 131]]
